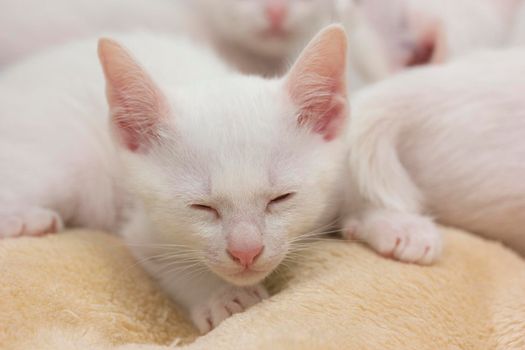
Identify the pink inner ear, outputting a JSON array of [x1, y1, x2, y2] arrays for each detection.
[[404, 17, 447, 67], [312, 96, 347, 142], [109, 83, 168, 152], [98, 38, 169, 153], [112, 107, 152, 152], [296, 79, 347, 142], [287, 26, 348, 141]]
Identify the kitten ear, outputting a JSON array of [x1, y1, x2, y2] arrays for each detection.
[[424, 20, 447, 64], [403, 13, 447, 67], [285, 25, 348, 141], [98, 38, 170, 152], [359, 0, 446, 70]]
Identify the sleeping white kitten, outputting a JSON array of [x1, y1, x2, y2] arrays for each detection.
[[343, 49, 525, 264], [0, 26, 348, 332]]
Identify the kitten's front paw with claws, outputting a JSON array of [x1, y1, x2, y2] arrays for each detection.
[[191, 284, 268, 334], [344, 210, 442, 265], [0, 207, 63, 238]]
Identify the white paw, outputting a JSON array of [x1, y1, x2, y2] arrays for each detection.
[[190, 284, 268, 334], [0, 207, 63, 238], [344, 210, 442, 265]]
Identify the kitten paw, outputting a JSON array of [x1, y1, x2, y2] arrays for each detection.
[[0, 207, 63, 238], [190, 284, 268, 334], [343, 210, 442, 265]]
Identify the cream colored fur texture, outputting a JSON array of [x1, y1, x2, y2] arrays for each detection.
[[1, 228, 525, 350]]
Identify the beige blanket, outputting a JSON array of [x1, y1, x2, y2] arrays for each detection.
[[1, 227, 524, 350]]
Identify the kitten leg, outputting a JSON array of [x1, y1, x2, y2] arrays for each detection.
[[189, 282, 269, 333], [345, 104, 443, 264], [0, 207, 64, 238], [133, 241, 268, 332], [155, 268, 268, 334], [343, 209, 442, 264]]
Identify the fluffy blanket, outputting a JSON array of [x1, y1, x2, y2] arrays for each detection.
[[1, 227, 524, 350]]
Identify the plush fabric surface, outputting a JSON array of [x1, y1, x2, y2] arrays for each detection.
[[1, 227, 524, 350]]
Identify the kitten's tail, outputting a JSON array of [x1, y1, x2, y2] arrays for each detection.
[[348, 103, 423, 214]]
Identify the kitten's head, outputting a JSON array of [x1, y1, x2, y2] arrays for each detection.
[[98, 25, 348, 286], [195, 0, 335, 59]]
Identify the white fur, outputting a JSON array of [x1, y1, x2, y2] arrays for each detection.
[[0, 28, 348, 332], [0, 0, 187, 67], [0, 0, 339, 78], [338, 0, 524, 84], [510, 0, 525, 44], [188, 0, 338, 76], [344, 49, 525, 263]]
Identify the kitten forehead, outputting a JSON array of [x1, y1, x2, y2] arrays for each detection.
[[166, 76, 296, 159], [158, 75, 321, 197]]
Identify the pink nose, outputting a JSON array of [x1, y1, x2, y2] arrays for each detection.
[[266, 2, 287, 29], [227, 245, 263, 267]]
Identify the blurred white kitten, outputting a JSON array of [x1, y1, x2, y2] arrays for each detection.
[[344, 48, 525, 264], [0, 0, 340, 78], [188, 0, 338, 76], [340, 0, 523, 84]]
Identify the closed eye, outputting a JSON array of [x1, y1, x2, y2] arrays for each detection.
[[190, 204, 220, 218], [268, 192, 296, 207]]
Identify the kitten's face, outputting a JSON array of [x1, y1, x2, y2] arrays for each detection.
[[126, 79, 346, 285], [197, 0, 334, 58], [99, 25, 348, 286]]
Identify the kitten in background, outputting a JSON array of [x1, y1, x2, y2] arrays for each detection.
[[187, 0, 338, 77], [0, 0, 340, 79], [339, 0, 524, 84]]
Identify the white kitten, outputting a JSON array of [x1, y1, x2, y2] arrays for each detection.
[[0, 26, 349, 332], [1, 0, 339, 78], [341, 0, 523, 83], [343, 49, 525, 264], [189, 0, 338, 76]]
